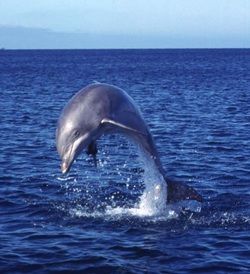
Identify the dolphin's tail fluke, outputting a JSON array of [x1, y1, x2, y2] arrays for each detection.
[[165, 178, 203, 203]]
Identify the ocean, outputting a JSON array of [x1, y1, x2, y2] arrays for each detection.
[[0, 49, 249, 273]]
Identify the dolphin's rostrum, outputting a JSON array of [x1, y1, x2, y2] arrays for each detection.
[[56, 83, 202, 203]]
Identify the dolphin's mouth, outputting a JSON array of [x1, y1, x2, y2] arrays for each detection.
[[60, 134, 91, 174], [61, 142, 74, 174], [61, 161, 70, 174]]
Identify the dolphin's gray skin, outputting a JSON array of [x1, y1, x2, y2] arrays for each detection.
[[56, 83, 202, 203]]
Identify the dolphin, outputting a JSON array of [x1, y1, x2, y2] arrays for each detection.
[[56, 83, 202, 203]]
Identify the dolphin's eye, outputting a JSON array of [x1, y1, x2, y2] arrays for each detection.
[[73, 130, 80, 138]]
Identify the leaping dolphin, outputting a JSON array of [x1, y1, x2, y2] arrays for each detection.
[[56, 83, 202, 203]]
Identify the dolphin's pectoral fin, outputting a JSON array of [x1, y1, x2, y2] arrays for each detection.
[[101, 118, 146, 136], [166, 179, 203, 203], [86, 141, 98, 167]]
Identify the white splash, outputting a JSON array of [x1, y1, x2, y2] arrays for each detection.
[[135, 148, 167, 215], [106, 144, 167, 217]]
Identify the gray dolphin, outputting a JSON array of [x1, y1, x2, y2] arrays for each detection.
[[56, 83, 202, 203]]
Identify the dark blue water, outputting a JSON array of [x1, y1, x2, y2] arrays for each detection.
[[0, 49, 250, 273]]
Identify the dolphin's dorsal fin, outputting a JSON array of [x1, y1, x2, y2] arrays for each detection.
[[101, 118, 146, 136]]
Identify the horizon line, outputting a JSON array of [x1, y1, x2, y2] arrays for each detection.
[[1, 47, 250, 51]]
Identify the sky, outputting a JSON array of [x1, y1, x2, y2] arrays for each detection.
[[0, 0, 249, 49]]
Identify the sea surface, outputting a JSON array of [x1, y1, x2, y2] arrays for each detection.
[[0, 49, 249, 273]]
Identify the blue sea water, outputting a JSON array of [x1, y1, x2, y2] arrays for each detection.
[[0, 49, 250, 273]]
